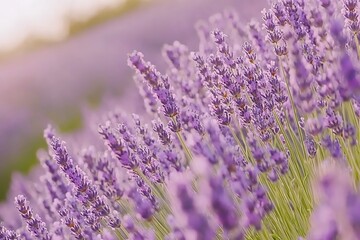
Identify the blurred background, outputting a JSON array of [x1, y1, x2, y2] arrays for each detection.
[[0, 0, 266, 200]]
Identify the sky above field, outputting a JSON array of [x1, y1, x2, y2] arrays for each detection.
[[0, 0, 126, 51]]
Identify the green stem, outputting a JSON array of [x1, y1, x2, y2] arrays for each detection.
[[278, 57, 307, 157], [135, 169, 172, 214], [354, 32, 360, 59], [171, 116, 193, 165], [229, 126, 250, 160]]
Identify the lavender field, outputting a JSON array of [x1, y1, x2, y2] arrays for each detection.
[[0, 0, 266, 199], [1, 0, 360, 239]]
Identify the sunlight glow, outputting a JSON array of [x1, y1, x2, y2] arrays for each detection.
[[0, 0, 125, 51]]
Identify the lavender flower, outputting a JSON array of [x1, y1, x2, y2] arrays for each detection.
[[15, 195, 51, 240], [308, 162, 360, 240]]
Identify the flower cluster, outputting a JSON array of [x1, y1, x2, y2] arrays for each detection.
[[1, 0, 360, 239]]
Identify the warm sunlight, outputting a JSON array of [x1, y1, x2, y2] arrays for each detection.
[[0, 0, 125, 51]]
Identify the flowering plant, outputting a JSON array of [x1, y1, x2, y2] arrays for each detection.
[[1, 0, 360, 239]]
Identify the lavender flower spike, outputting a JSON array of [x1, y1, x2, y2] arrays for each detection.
[[15, 195, 51, 240]]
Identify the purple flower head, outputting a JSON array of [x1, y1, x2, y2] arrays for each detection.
[[305, 117, 325, 136], [163, 41, 188, 70], [305, 137, 317, 158], [63, 217, 85, 240], [128, 187, 155, 220], [330, 20, 347, 47], [344, 0, 358, 11], [15, 195, 51, 240], [45, 127, 112, 223], [343, 0, 359, 34], [340, 54, 360, 98], [99, 123, 139, 170], [129, 52, 180, 123], [128, 51, 161, 88], [325, 108, 343, 136], [209, 176, 238, 230], [0, 226, 6, 239], [0, 227, 19, 240], [322, 136, 345, 161], [320, 0, 331, 8], [262, 9, 276, 32], [308, 162, 360, 239], [346, 193, 360, 238], [168, 115, 182, 132], [344, 123, 357, 145], [212, 29, 227, 45]]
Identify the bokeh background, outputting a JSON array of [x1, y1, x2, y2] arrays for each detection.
[[0, 0, 266, 200]]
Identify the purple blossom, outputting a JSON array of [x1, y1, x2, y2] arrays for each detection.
[[128, 51, 180, 121], [209, 176, 238, 230], [308, 162, 360, 239], [305, 136, 317, 158], [99, 122, 139, 170], [15, 195, 51, 240], [175, 183, 214, 239]]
